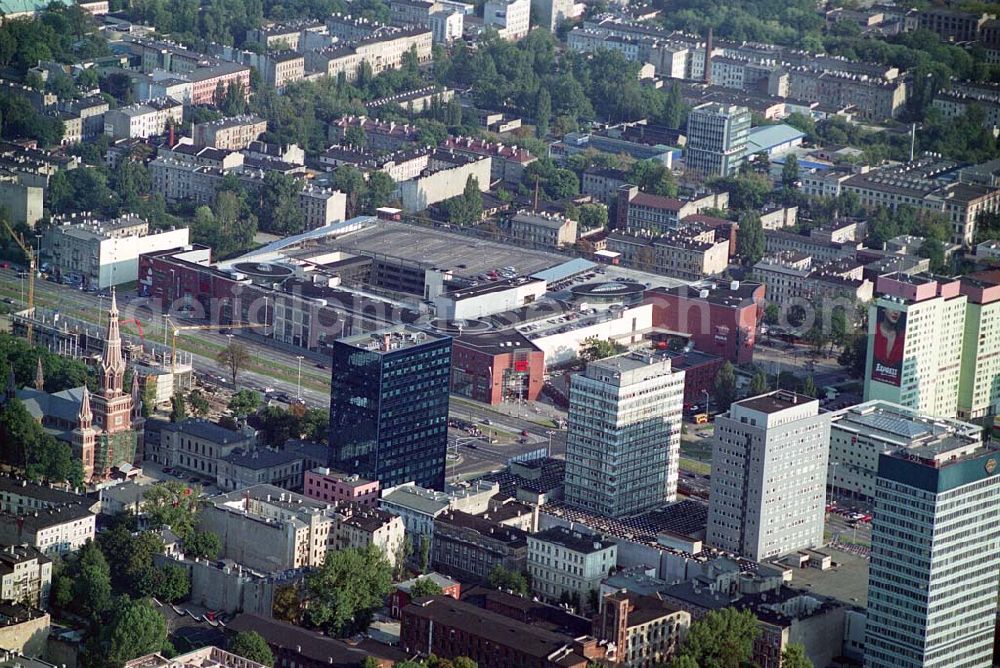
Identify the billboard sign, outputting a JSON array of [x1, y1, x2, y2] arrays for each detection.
[[872, 305, 906, 387]]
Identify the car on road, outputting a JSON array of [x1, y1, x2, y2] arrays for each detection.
[[482, 418, 492, 425], [521, 429, 529, 437]]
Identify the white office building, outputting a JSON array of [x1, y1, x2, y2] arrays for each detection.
[[483, 0, 530, 40], [706, 391, 830, 562], [865, 439, 1000, 668], [828, 400, 981, 501], [564, 349, 685, 518]]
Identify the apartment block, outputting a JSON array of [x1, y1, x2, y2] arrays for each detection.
[[303, 468, 380, 506], [615, 186, 729, 232], [706, 391, 830, 561], [527, 526, 617, 613], [606, 226, 730, 280], [594, 591, 690, 667], [958, 270, 1000, 418], [199, 485, 334, 572], [504, 211, 578, 249], [43, 213, 190, 289], [0, 546, 51, 609], [431, 510, 528, 581], [440, 136, 536, 185], [192, 116, 268, 150], [841, 158, 1000, 246], [330, 502, 405, 566], [864, 274, 967, 418], [395, 151, 491, 213], [103, 98, 183, 140]]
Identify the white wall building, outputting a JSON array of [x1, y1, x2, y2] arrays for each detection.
[[103, 98, 184, 140], [529, 303, 653, 367], [706, 391, 830, 562], [43, 214, 189, 289], [527, 526, 617, 612], [483, 0, 530, 40], [564, 349, 685, 517]]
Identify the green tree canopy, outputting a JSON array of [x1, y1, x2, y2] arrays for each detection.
[[670, 608, 759, 668], [305, 545, 393, 636], [230, 631, 275, 667], [409, 576, 444, 599], [105, 599, 168, 667], [713, 361, 737, 411]]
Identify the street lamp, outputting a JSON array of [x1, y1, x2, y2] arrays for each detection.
[[701, 389, 710, 413], [296, 355, 304, 399]]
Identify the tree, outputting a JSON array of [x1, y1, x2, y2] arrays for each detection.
[[802, 375, 817, 398], [736, 212, 765, 265], [217, 341, 251, 386], [151, 564, 190, 602], [409, 576, 444, 599], [258, 171, 304, 235], [781, 643, 813, 668], [838, 331, 867, 378], [781, 153, 800, 190], [106, 599, 168, 667], [141, 381, 157, 418], [306, 545, 393, 636], [272, 584, 303, 624], [188, 390, 210, 417], [628, 160, 677, 197], [670, 608, 759, 668], [366, 171, 396, 212], [535, 88, 551, 138], [143, 481, 201, 540], [748, 369, 768, 396], [184, 530, 221, 560], [763, 303, 780, 326], [74, 540, 112, 620], [419, 538, 431, 574], [577, 204, 608, 230], [169, 392, 187, 423], [580, 337, 625, 362], [713, 361, 737, 411], [918, 237, 948, 273], [487, 565, 530, 597], [228, 389, 261, 419], [230, 631, 275, 667]]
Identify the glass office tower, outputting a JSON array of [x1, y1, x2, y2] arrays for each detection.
[[329, 326, 453, 490]]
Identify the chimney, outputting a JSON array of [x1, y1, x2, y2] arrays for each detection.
[[704, 28, 713, 85]]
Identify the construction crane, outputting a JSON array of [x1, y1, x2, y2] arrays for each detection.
[[167, 320, 268, 372], [120, 318, 146, 355], [2, 220, 36, 344]]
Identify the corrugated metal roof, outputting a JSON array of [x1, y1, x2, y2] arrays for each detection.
[[530, 258, 597, 283], [746, 123, 806, 154]]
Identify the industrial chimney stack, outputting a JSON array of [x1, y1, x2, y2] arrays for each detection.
[[704, 27, 713, 85]]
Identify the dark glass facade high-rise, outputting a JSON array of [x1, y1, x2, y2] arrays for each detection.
[[328, 326, 453, 490]]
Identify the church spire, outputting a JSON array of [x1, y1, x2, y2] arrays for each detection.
[[131, 371, 143, 420], [78, 386, 92, 429], [100, 288, 126, 396], [34, 357, 44, 391]]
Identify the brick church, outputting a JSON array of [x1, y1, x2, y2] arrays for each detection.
[[5, 291, 144, 482]]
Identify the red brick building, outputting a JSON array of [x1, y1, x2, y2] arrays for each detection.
[[388, 573, 461, 618], [401, 596, 608, 668], [451, 330, 544, 405], [661, 349, 725, 405], [645, 282, 765, 365]]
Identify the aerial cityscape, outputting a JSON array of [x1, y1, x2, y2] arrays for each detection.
[[0, 0, 998, 665]]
